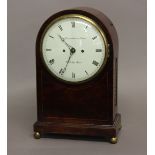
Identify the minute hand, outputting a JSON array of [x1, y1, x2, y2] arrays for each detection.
[[58, 35, 73, 50], [63, 52, 73, 73]]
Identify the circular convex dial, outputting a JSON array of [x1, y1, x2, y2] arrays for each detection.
[[42, 15, 108, 83]]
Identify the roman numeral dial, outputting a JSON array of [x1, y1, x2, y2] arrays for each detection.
[[42, 16, 107, 83], [92, 36, 97, 40], [71, 21, 75, 28], [58, 25, 63, 31], [72, 72, 75, 78], [92, 60, 99, 66], [96, 49, 102, 52]]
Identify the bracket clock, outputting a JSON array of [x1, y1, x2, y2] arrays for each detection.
[[33, 7, 121, 144]]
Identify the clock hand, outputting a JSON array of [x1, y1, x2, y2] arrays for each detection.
[[58, 35, 73, 50], [58, 35, 76, 74], [63, 53, 72, 72], [62, 48, 76, 74]]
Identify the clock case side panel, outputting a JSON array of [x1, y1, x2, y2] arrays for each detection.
[[74, 7, 119, 121], [86, 8, 119, 121], [35, 8, 118, 125]]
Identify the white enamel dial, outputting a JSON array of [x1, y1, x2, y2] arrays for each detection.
[[42, 15, 107, 83]]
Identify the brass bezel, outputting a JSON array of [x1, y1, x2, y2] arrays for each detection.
[[40, 14, 109, 84]]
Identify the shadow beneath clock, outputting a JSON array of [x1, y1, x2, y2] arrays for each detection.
[[42, 133, 109, 143]]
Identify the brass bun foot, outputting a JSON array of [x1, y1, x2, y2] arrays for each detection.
[[110, 137, 118, 144], [34, 132, 41, 139]]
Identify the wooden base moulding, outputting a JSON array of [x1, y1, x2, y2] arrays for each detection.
[[34, 113, 121, 143]]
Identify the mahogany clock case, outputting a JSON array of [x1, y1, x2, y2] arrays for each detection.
[[34, 7, 121, 142]]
